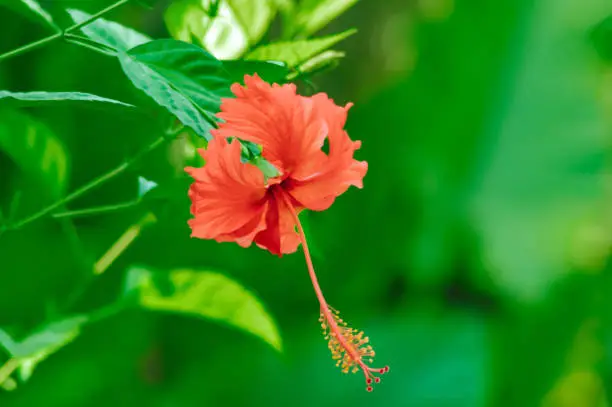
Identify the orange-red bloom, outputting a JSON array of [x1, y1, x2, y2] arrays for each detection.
[[186, 74, 388, 391]]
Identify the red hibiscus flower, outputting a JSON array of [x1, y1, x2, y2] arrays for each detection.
[[186, 74, 388, 391]]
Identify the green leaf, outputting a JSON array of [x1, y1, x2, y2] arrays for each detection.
[[118, 39, 232, 139], [0, 91, 134, 109], [0, 108, 69, 198], [165, 0, 275, 59], [0, 0, 58, 31], [67, 9, 151, 52], [0, 316, 88, 384], [293, 49, 345, 77], [124, 266, 283, 351], [246, 29, 356, 68], [223, 60, 290, 83], [9, 317, 87, 359], [137, 176, 158, 198], [225, 0, 276, 45], [0, 377, 17, 391], [470, 0, 612, 301], [293, 0, 358, 37]]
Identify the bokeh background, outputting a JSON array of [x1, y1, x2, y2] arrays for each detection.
[[2, 0, 612, 406]]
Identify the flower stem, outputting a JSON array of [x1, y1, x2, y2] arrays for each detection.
[[277, 190, 367, 363], [0, 0, 130, 63], [276, 191, 329, 309], [8, 136, 165, 231]]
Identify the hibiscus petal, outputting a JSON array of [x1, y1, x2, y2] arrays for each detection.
[[285, 97, 367, 211], [214, 74, 329, 175], [186, 136, 268, 246], [211, 74, 367, 216], [254, 189, 301, 256]]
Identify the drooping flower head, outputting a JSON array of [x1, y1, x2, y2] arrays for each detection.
[[186, 74, 388, 391]]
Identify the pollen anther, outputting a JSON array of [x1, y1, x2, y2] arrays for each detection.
[[319, 307, 389, 391]]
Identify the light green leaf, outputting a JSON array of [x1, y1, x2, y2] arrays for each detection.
[[124, 266, 283, 351], [119, 39, 233, 139], [0, 329, 18, 355], [0, 377, 16, 391], [9, 316, 87, 359], [293, 49, 345, 77], [67, 9, 151, 52], [166, 0, 275, 59], [137, 176, 158, 198], [0, 316, 88, 384], [226, 0, 275, 45], [0, 0, 58, 31], [470, 0, 612, 301], [0, 91, 134, 109], [246, 29, 356, 68], [293, 0, 358, 37], [0, 108, 69, 198]]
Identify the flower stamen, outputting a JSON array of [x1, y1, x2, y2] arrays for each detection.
[[277, 189, 389, 391], [319, 306, 389, 391]]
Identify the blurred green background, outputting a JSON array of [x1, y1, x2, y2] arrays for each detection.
[[2, 0, 612, 406]]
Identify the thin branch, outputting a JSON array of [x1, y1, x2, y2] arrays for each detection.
[[8, 136, 165, 231], [0, 0, 131, 63]]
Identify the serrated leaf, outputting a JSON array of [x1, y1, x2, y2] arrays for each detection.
[[119, 53, 211, 137], [119, 39, 233, 139], [293, 0, 358, 37], [0, 0, 58, 31], [67, 9, 151, 52], [246, 29, 356, 68], [0, 91, 134, 109], [124, 266, 282, 351], [165, 0, 275, 60], [0, 108, 69, 198]]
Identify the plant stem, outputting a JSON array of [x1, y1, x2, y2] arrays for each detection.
[[0, 33, 62, 62], [67, 0, 131, 33], [63, 34, 117, 57], [0, 0, 130, 63], [61, 212, 157, 311], [9, 136, 165, 231], [94, 212, 156, 275], [0, 358, 19, 388], [52, 200, 140, 219]]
